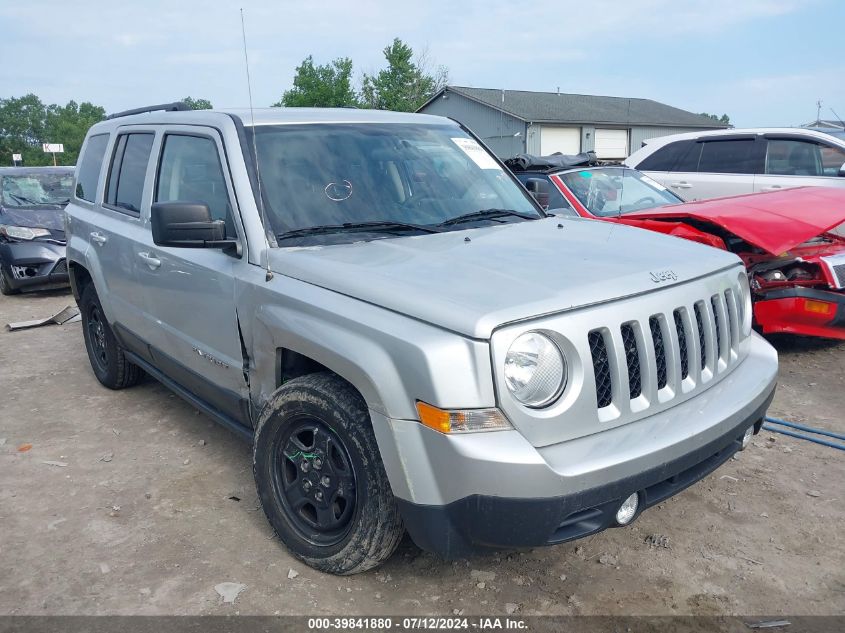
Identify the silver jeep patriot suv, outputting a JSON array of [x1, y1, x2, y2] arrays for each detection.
[[66, 104, 778, 575]]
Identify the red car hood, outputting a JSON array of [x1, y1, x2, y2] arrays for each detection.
[[623, 187, 845, 255]]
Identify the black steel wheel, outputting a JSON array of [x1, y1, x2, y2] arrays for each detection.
[[272, 417, 357, 546], [254, 372, 404, 575], [80, 284, 142, 389], [87, 303, 109, 373]]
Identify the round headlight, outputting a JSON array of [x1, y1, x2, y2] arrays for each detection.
[[737, 271, 753, 335], [504, 332, 566, 407]]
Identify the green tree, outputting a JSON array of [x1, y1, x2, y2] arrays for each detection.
[[44, 101, 106, 166], [0, 95, 105, 166], [0, 94, 47, 166], [181, 96, 213, 110], [700, 112, 731, 125], [275, 56, 358, 108], [360, 39, 448, 112]]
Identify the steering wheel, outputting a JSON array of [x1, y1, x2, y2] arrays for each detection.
[[399, 196, 449, 224], [631, 196, 656, 208]]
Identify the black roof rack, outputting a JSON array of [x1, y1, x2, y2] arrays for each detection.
[[106, 102, 192, 120]]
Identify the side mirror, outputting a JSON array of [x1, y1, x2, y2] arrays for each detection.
[[524, 178, 550, 208], [151, 201, 232, 248]]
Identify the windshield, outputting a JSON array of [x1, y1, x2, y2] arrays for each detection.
[[558, 167, 683, 217], [1, 172, 74, 208], [246, 123, 542, 244]]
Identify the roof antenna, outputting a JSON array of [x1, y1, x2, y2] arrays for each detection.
[[240, 7, 274, 282], [830, 107, 845, 131]]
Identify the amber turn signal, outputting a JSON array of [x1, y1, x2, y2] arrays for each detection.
[[415, 401, 511, 434], [803, 299, 833, 315]]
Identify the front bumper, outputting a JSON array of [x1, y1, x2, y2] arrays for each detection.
[[372, 332, 777, 558], [0, 240, 69, 291], [754, 287, 845, 340]]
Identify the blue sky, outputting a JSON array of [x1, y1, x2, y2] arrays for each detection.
[[2, 0, 842, 127]]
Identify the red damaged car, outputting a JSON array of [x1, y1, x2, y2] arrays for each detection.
[[508, 155, 845, 340]]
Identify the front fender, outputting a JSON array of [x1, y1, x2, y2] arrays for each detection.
[[237, 272, 497, 421]]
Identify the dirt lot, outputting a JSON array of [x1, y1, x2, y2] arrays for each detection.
[[0, 289, 843, 617]]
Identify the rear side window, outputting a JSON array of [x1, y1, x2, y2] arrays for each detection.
[[765, 139, 825, 176], [673, 142, 703, 172], [820, 144, 845, 176], [697, 139, 762, 174], [155, 134, 235, 236], [636, 140, 694, 171], [75, 134, 109, 202], [106, 133, 154, 215]]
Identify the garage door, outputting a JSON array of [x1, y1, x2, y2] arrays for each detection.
[[594, 129, 629, 159], [540, 126, 580, 156]]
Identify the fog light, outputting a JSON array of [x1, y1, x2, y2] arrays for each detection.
[[741, 425, 755, 450], [615, 493, 639, 525]]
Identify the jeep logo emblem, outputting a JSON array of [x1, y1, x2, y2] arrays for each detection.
[[650, 270, 678, 283]]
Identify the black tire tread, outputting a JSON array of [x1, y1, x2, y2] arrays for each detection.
[[0, 269, 20, 295], [253, 372, 404, 575], [80, 284, 142, 389]]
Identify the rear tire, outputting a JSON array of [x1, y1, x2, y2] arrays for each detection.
[[0, 268, 20, 295], [254, 372, 404, 575], [80, 284, 141, 389]]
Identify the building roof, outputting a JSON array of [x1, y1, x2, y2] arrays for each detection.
[[420, 86, 728, 128], [802, 119, 845, 131]]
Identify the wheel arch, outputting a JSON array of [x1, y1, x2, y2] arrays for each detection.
[[68, 260, 93, 304]]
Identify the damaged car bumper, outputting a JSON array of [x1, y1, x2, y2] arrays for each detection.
[[755, 287, 845, 340], [374, 332, 778, 559], [0, 239, 69, 291]]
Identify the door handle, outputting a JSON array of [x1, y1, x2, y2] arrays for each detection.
[[761, 185, 782, 191], [671, 182, 692, 189], [90, 232, 107, 245], [137, 252, 161, 269]]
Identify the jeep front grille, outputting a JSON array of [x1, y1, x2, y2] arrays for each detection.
[[589, 290, 740, 411], [694, 303, 707, 370], [620, 323, 642, 399], [673, 309, 689, 380], [649, 316, 668, 390], [588, 331, 613, 408]]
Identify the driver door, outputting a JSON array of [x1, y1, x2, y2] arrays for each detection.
[[135, 127, 250, 423]]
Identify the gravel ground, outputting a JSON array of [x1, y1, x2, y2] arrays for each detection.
[[0, 290, 843, 616]]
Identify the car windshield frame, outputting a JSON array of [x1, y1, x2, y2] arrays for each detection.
[[242, 122, 544, 246], [0, 171, 74, 208], [557, 166, 684, 217]]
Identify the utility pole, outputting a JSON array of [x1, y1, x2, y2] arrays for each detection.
[[817, 99, 822, 124]]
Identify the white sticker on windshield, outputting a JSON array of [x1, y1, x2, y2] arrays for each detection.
[[451, 137, 502, 170], [640, 174, 668, 191]]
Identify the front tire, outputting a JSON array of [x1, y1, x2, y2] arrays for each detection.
[[0, 268, 20, 295], [254, 372, 404, 575], [80, 284, 141, 389]]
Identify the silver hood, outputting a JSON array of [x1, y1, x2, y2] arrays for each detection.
[[270, 217, 741, 339]]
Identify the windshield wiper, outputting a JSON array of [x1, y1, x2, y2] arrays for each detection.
[[437, 208, 540, 227], [277, 220, 444, 241], [7, 193, 45, 206]]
